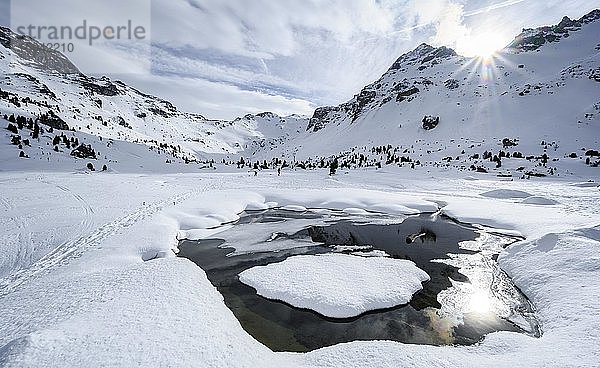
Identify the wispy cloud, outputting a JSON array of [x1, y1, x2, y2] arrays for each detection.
[[124, 73, 315, 120], [464, 0, 528, 17], [1, 0, 598, 119]]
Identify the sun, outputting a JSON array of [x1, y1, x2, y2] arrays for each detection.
[[457, 32, 508, 59]]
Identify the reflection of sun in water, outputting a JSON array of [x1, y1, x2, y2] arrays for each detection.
[[468, 291, 492, 314]]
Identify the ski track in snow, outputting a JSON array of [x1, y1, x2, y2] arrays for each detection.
[[0, 182, 199, 297], [0, 197, 14, 211], [43, 180, 95, 236]]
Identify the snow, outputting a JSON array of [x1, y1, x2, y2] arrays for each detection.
[[244, 201, 270, 211], [238, 253, 430, 318], [0, 171, 599, 368], [332, 245, 372, 252], [0, 259, 285, 368], [280, 205, 308, 212], [571, 182, 599, 188], [342, 207, 370, 215], [0, 10, 600, 368], [266, 188, 439, 215], [351, 250, 390, 258]]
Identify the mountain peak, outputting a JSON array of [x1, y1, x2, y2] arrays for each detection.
[[507, 8, 599, 53], [0, 26, 79, 74], [389, 44, 457, 71], [579, 9, 600, 24]]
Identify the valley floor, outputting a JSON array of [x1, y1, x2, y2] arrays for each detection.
[[0, 169, 598, 367]]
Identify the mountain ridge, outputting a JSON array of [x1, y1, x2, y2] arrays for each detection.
[[306, 9, 600, 133], [1, 10, 599, 177]]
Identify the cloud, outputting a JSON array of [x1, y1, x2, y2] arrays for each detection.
[[143, 0, 415, 117], [121, 74, 315, 120], [2, 0, 599, 119], [151, 0, 397, 59], [463, 0, 527, 17], [121, 0, 600, 118], [430, 2, 470, 48]]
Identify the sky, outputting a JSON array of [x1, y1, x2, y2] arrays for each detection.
[[2, 0, 600, 120]]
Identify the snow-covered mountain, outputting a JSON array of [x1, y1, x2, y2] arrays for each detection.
[[305, 10, 600, 135], [1, 10, 599, 178], [247, 9, 599, 178], [1, 26, 302, 171]]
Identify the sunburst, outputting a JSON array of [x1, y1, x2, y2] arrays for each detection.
[[457, 31, 508, 59]]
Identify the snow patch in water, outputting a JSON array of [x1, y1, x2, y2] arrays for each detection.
[[239, 253, 430, 318], [280, 205, 308, 212]]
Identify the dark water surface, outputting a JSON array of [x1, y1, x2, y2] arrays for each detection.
[[178, 209, 538, 352]]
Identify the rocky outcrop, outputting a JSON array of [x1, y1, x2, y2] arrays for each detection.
[[256, 112, 278, 119], [389, 44, 457, 71], [80, 77, 120, 96], [0, 27, 79, 74], [114, 116, 132, 129], [508, 10, 600, 53], [589, 67, 600, 82], [396, 87, 420, 102], [307, 104, 355, 132], [422, 116, 440, 130], [444, 79, 460, 89]]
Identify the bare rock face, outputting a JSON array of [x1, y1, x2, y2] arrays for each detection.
[[307, 106, 339, 132], [0, 27, 79, 74], [396, 87, 420, 102], [422, 115, 440, 131], [255, 112, 278, 119], [79, 76, 120, 96]]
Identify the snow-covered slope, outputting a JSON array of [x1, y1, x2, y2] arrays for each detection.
[[246, 10, 600, 179], [0, 26, 305, 171], [237, 112, 308, 155], [1, 171, 599, 367]]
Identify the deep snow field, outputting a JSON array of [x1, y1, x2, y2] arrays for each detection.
[[0, 168, 598, 367]]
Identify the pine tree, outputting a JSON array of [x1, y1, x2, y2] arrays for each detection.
[[329, 158, 339, 175], [7, 123, 18, 134], [32, 123, 40, 139]]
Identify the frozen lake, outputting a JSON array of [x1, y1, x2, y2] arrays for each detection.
[[178, 209, 540, 352]]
